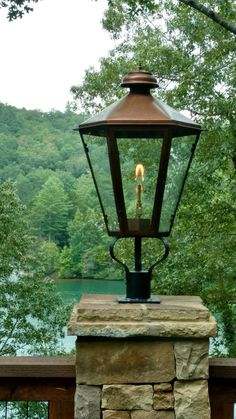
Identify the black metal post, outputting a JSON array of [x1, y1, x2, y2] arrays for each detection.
[[124, 237, 151, 301], [110, 237, 161, 303], [134, 237, 142, 271]]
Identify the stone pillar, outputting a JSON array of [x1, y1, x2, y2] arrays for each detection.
[[68, 294, 217, 419]]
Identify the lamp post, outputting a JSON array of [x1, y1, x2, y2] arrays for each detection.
[[75, 70, 202, 303]]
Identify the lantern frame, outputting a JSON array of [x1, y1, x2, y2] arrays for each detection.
[[76, 70, 202, 303]]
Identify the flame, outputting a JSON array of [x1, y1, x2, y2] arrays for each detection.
[[135, 164, 144, 181]]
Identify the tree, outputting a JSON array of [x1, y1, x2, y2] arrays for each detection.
[[31, 176, 70, 244], [179, 0, 236, 35], [0, 401, 48, 419], [0, 272, 69, 355], [0, 0, 39, 20], [0, 103, 92, 274], [0, 180, 29, 278], [16, 168, 54, 203], [73, 2, 235, 124], [68, 208, 105, 278], [104, 0, 236, 35], [0, 181, 69, 355], [37, 240, 60, 276], [64, 207, 121, 279], [2, 0, 235, 34]]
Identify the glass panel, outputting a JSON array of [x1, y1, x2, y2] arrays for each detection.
[[159, 135, 197, 233], [118, 137, 163, 232], [83, 135, 118, 232]]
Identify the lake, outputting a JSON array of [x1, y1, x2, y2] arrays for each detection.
[[55, 278, 125, 304], [55, 278, 126, 351]]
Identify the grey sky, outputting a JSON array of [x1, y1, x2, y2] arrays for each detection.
[[0, 0, 113, 112]]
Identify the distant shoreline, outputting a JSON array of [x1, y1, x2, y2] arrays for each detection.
[[53, 277, 124, 283]]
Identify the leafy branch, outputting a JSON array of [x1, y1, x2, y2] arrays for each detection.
[[0, 0, 39, 20], [179, 0, 236, 35]]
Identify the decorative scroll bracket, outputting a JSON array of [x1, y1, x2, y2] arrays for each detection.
[[109, 237, 169, 303]]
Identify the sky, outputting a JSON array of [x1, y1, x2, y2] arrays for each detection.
[[0, 0, 114, 112]]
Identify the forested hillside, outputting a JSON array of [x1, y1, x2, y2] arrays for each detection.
[[0, 102, 119, 280]]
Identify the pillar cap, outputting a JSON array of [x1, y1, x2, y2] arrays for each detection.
[[68, 294, 217, 339]]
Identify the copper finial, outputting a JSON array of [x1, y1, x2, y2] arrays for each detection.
[[121, 70, 159, 90]]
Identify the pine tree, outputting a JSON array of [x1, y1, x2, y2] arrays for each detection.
[[31, 176, 70, 243]]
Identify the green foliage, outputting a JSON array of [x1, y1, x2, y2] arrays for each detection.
[[69, 209, 104, 277], [104, 0, 236, 35], [0, 0, 39, 20], [31, 176, 70, 244], [0, 401, 48, 419], [37, 240, 60, 276], [59, 246, 78, 279], [0, 103, 119, 280], [0, 180, 30, 278], [0, 273, 69, 355], [0, 181, 69, 355]]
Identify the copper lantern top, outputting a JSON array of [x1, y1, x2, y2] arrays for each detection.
[[120, 70, 159, 90], [78, 70, 201, 137]]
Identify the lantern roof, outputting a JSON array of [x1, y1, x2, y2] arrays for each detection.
[[78, 70, 201, 136]]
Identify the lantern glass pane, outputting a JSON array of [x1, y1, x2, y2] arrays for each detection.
[[83, 135, 119, 231], [159, 135, 197, 233], [118, 137, 163, 231]]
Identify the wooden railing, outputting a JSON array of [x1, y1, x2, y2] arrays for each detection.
[[0, 356, 76, 419], [209, 358, 236, 419], [0, 356, 235, 418]]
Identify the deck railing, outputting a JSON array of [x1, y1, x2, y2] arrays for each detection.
[[0, 356, 235, 418], [209, 358, 236, 419], [0, 356, 75, 419]]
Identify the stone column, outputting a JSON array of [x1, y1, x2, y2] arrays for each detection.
[[68, 294, 217, 419]]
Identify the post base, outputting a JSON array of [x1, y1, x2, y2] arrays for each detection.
[[68, 294, 217, 419], [118, 295, 161, 304]]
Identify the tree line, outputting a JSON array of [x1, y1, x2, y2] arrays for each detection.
[[0, 103, 119, 279], [0, 0, 235, 359]]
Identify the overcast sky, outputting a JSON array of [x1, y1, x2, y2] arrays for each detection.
[[0, 0, 114, 112]]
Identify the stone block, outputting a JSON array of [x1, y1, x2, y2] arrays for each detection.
[[174, 380, 210, 419], [72, 295, 209, 322], [103, 411, 130, 418], [131, 411, 175, 419], [153, 391, 174, 410], [75, 385, 101, 419], [76, 340, 175, 384], [154, 384, 172, 392], [68, 295, 217, 339], [175, 340, 209, 379], [102, 385, 153, 410]]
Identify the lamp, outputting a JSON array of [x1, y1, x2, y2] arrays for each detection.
[[76, 70, 202, 303]]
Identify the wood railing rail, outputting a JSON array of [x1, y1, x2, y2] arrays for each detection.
[[209, 358, 236, 419], [0, 356, 76, 419], [0, 356, 235, 418]]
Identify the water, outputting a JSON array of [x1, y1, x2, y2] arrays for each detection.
[[55, 278, 125, 352], [55, 278, 125, 304]]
